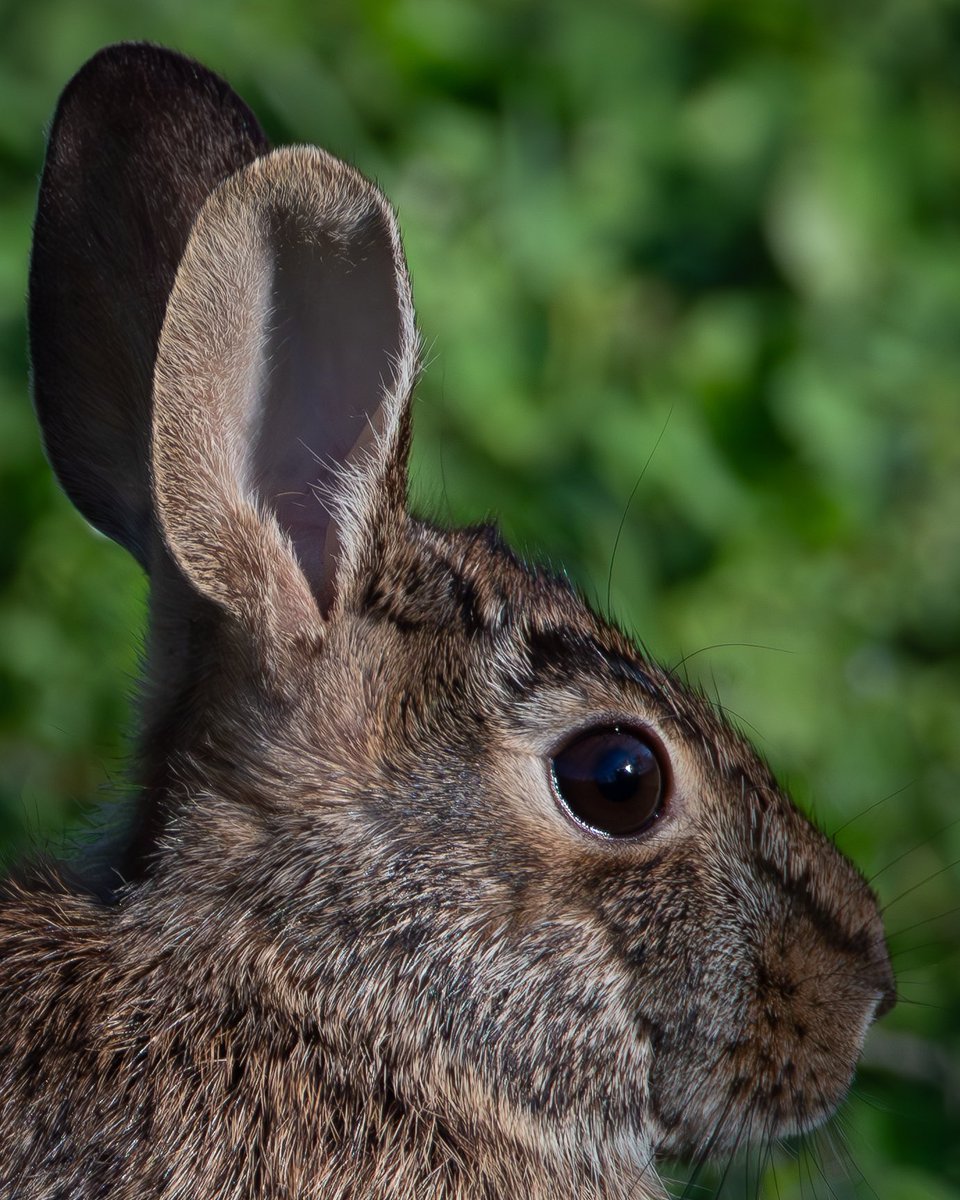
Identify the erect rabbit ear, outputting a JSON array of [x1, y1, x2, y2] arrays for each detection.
[[29, 43, 269, 567], [151, 147, 418, 635]]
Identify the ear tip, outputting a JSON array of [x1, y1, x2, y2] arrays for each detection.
[[55, 43, 202, 111], [60, 41, 224, 94], [241, 146, 405, 259], [49, 43, 269, 162], [222, 144, 417, 341], [252, 144, 389, 203]]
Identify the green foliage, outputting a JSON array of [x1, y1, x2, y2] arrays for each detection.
[[0, 0, 957, 1192]]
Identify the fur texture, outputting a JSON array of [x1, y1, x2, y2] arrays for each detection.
[[0, 43, 895, 1200]]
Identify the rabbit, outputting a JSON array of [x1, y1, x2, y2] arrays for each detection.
[[0, 41, 896, 1200]]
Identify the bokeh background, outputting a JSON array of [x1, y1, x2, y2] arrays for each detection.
[[0, 0, 958, 1195]]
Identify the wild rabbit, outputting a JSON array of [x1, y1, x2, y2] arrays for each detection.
[[0, 42, 895, 1200]]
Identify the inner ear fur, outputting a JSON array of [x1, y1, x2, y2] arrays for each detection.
[[151, 147, 419, 642]]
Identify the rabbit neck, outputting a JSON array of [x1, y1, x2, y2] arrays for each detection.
[[143, 869, 663, 1200], [86, 557, 249, 891], [0, 872, 662, 1200]]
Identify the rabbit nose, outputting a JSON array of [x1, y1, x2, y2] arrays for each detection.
[[872, 943, 897, 1020], [875, 969, 897, 1019]]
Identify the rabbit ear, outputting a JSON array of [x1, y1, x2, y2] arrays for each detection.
[[29, 43, 270, 567], [151, 147, 418, 636]]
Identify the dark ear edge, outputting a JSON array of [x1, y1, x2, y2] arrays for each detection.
[[29, 42, 269, 566]]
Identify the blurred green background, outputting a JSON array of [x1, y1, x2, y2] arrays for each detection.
[[0, 0, 958, 1195]]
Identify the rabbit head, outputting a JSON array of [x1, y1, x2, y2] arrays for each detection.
[[20, 42, 895, 1195]]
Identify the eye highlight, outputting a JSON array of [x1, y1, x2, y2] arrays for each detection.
[[550, 726, 666, 837]]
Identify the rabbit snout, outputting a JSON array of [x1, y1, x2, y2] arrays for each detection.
[[615, 790, 895, 1156]]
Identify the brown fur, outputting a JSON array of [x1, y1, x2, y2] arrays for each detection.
[[1, 43, 894, 1200]]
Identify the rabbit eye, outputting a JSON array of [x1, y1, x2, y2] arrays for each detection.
[[550, 727, 665, 837]]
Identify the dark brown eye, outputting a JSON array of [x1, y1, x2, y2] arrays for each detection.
[[550, 727, 665, 837]]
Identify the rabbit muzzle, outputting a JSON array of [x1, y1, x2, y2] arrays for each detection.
[[629, 814, 895, 1158]]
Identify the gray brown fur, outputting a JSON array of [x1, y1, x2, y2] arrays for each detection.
[[0, 43, 895, 1200]]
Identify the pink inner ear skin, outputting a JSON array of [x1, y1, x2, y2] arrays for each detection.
[[254, 208, 405, 607]]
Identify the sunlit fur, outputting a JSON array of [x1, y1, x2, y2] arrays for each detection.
[[0, 43, 894, 1200]]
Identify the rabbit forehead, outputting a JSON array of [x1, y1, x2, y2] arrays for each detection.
[[304, 513, 775, 786], [297, 524, 783, 857]]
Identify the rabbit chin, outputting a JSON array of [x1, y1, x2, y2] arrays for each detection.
[[642, 989, 882, 1159]]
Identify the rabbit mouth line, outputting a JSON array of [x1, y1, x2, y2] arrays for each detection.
[[645, 1068, 852, 1160]]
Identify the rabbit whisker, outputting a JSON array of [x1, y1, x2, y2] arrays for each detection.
[[829, 780, 916, 839], [866, 816, 960, 888], [887, 902, 960, 939], [605, 406, 673, 618], [668, 642, 794, 678], [879, 855, 960, 915]]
